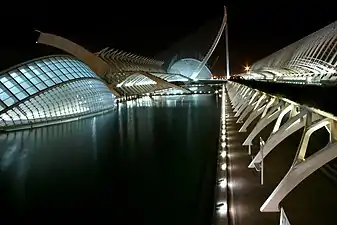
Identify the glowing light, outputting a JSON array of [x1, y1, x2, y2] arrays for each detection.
[[220, 151, 226, 158], [219, 179, 227, 188], [221, 142, 226, 148], [217, 202, 227, 215], [221, 134, 226, 140], [227, 181, 234, 188], [221, 163, 227, 170], [221, 129, 226, 135], [244, 65, 250, 72]]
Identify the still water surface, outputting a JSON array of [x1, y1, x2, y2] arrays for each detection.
[[0, 95, 220, 225]]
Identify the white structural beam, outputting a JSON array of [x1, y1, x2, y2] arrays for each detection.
[[226, 81, 337, 214], [261, 119, 337, 212], [236, 21, 337, 83]]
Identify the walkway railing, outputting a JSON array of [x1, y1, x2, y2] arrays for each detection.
[[225, 80, 337, 223]]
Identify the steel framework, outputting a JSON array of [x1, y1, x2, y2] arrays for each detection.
[[227, 81, 337, 215], [0, 55, 115, 130], [36, 31, 191, 96], [241, 21, 337, 83]]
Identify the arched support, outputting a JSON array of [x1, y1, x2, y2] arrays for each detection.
[[237, 93, 265, 123], [136, 71, 191, 94], [271, 104, 294, 134], [235, 91, 255, 117], [36, 31, 110, 76], [234, 88, 253, 111], [231, 86, 246, 107], [36, 31, 121, 97], [243, 101, 283, 146], [261, 97, 276, 118], [261, 119, 337, 212], [233, 87, 250, 109], [239, 103, 267, 132], [233, 88, 250, 112], [248, 108, 310, 168]]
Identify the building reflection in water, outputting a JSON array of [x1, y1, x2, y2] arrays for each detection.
[[0, 94, 220, 225]]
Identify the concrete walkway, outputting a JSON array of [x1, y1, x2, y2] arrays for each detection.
[[224, 92, 279, 225], [224, 87, 337, 225]]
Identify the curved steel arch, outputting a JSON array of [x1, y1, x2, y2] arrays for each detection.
[[36, 31, 111, 76], [36, 32, 191, 96], [190, 6, 227, 79], [36, 31, 121, 97]]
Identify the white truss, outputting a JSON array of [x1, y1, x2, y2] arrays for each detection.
[[36, 32, 191, 97], [226, 81, 337, 213], [240, 21, 337, 83]]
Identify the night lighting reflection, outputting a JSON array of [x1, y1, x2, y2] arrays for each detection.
[[216, 202, 227, 215], [221, 142, 226, 148], [221, 163, 227, 170], [219, 178, 227, 188], [220, 151, 226, 158]]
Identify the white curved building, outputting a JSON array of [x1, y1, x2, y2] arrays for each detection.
[[167, 58, 212, 80], [0, 55, 115, 130]]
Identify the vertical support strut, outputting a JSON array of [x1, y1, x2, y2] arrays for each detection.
[[260, 137, 265, 185]]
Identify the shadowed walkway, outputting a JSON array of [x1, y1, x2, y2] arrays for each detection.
[[224, 88, 337, 225]]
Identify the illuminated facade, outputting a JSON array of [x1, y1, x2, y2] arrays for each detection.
[[239, 21, 337, 83], [0, 55, 115, 130], [0, 28, 222, 130], [0, 32, 196, 131], [35, 32, 191, 97]]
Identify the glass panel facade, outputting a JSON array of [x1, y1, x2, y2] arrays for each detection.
[[0, 56, 116, 129]]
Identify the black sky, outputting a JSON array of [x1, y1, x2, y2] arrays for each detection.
[[0, 3, 336, 74]]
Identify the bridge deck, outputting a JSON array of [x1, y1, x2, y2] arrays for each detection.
[[224, 89, 337, 225]]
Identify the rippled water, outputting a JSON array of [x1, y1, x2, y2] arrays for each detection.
[[0, 95, 221, 225]]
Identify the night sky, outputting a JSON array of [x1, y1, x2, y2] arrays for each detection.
[[0, 3, 335, 74]]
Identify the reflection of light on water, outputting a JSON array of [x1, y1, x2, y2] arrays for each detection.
[[92, 117, 97, 160], [18, 148, 28, 177], [1, 144, 18, 171], [216, 201, 227, 216], [221, 163, 226, 170], [16, 146, 28, 200], [219, 178, 227, 188], [0, 132, 31, 201], [1, 134, 30, 178]]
